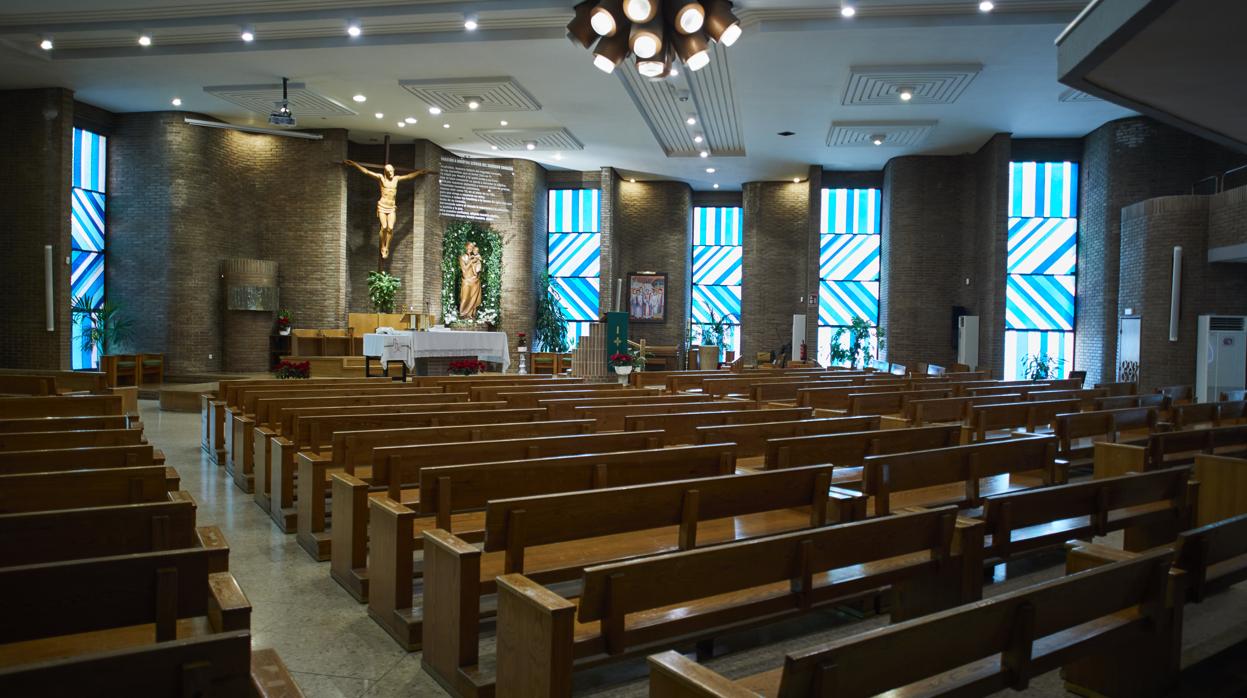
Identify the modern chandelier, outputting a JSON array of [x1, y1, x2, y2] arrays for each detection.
[[567, 0, 743, 77]]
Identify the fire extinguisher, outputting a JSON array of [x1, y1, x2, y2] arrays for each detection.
[[800, 340, 808, 361]]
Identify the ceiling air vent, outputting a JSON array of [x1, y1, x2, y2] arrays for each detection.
[[1209, 316, 1246, 331]]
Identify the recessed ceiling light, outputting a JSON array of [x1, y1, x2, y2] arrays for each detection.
[[171, 97, 182, 107], [137, 35, 152, 46], [240, 29, 254, 42], [39, 38, 53, 50], [872, 135, 884, 146], [554, 153, 563, 160], [669, 67, 679, 77], [840, 5, 856, 17], [405, 116, 417, 124], [491, 145, 498, 150], [699, 151, 709, 158], [464, 15, 479, 31], [629, 178, 637, 183], [793, 177, 801, 183], [353, 94, 367, 103], [374, 112, 384, 119], [397, 122, 406, 127], [347, 23, 362, 37], [686, 116, 697, 126], [443, 123, 451, 129], [468, 100, 480, 110], [713, 183, 720, 189], [525, 141, 537, 151], [429, 106, 442, 115], [979, 1, 994, 11], [693, 135, 704, 143], [705, 167, 716, 173], [899, 88, 914, 102]]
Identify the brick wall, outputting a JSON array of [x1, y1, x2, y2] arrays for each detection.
[[743, 180, 809, 358], [1208, 185, 1247, 249], [614, 180, 692, 346], [0, 89, 74, 369]]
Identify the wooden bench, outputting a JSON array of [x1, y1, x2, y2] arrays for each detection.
[[627, 370, 725, 390], [1190, 453, 1247, 526], [500, 387, 661, 408], [491, 507, 981, 698], [424, 467, 885, 694], [468, 381, 616, 402], [647, 548, 1175, 698], [1094, 424, 1247, 477], [367, 443, 738, 648], [1156, 384, 1194, 405], [906, 393, 1022, 426], [0, 367, 107, 394], [700, 374, 842, 398], [862, 435, 1061, 515], [764, 424, 963, 471], [1054, 406, 1158, 467], [695, 415, 880, 460], [0, 375, 57, 396], [748, 379, 852, 403], [0, 428, 145, 452], [1026, 387, 1108, 409], [1095, 393, 1168, 411], [624, 407, 813, 446], [0, 466, 175, 514], [0, 444, 177, 489], [846, 388, 953, 416], [1171, 399, 1247, 429], [0, 394, 123, 419], [1095, 380, 1139, 396], [541, 394, 711, 422], [572, 400, 751, 431], [965, 398, 1080, 441], [0, 415, 132, 434], [795, 384, 907, 411]]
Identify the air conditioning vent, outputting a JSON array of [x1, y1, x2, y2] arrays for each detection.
[[1210, 316, 1246, 331]]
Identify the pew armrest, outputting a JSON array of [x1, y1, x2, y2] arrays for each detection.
[[827, 486, 867, 523], [647, 650, 763, 698], [250, 648, 305, 698], [207, 571, 252, 632], [195, 525, 230, 573], [495, 574, 577, 698]]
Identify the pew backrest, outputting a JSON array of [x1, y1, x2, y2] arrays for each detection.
[[695, 416, 881, 458], [470, 381, 618, 402], [0, 499, 198, 565], [333, 419, 594, 471], [0, 428, 143, 452], [0, 466, 169, 513], [624, 407, 813, 445], [542, 394, 710, 421], [572, 400, 751, 430], [968, 398, 1080, 439], [501, 387, 660, 408], [1095, 393, 1169, 411], [0, 395, 123, 419], [0, 444, 156, 474], [1054, 407, 1158, 454], [256, 391, 466, 430], [1094, 381, 1139, 397], [764, 424, 963, 470], [0, 415, 132, 433], [1147, 424, 1247, 467], [906, 393, 1022, 425], [1175, 511, 1247, 601], [846, 388, 953, 416]]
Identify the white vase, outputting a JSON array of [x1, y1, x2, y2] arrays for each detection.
[[614, 365, 633, 376]]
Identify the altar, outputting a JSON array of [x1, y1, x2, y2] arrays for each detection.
[[363, 329, 510, 373]]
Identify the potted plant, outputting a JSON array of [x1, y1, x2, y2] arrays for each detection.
[[534, 272, 570, 352], [829, 317, 886, 369], [71, 295, 133, 363], [367, 270, 401, 314], [276, 309, 292, 336], [448, 359, 487, 376], [609, 352, 636, 377], [275, 360, 310, 379], [1022, 353, 1062, 380], [697, 313, 729, 370]]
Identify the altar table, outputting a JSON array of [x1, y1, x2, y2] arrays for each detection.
[[363, 330, 510, 372]]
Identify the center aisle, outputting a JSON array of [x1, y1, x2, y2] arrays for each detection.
[[137, 400, 448, 697]]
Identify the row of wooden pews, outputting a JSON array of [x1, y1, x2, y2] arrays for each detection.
[[0, 391, 302, 695]]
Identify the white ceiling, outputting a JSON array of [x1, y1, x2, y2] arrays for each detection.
[[0, 0, 1133, 189]]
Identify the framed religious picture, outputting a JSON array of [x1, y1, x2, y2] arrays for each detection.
[[626, 272, 668, 323]]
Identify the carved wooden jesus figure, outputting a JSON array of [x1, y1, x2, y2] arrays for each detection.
[[343, 160, 430, 259]]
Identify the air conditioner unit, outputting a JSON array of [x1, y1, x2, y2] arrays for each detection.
[[1196, 315, 1247, 403], [957, 315, 979, 370]]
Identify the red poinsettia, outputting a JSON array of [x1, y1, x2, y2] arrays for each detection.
[[275, 360, 310, 379], [609, 353, 635, 367], [448, 359, 488, 376]]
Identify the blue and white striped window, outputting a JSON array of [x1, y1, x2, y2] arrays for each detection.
[[817, 188, 881, 367], [547, 189, 601, 348], [71, 128, 107, 370], [691, 206, 743, 358], [1003, 162, 1078, 380]]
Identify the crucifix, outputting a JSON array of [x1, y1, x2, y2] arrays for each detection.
[[342, 136, 433, 260]]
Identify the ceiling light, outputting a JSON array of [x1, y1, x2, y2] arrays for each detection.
[[137, 35, 152, 46], [353, 94, 367, 103], [630, 20, 663, 59], [525, 142, 537, 151], [590, 0, 625, 36], [629, 178, 637, 183], [670, 0, 706, 34], [375, 112, 384, 119], [871, 134, 885, 146], [686, 116, 697, 126], [979, 1, 994, 11], [592, 30, 629, 73], [670, 67, 679, 76], [840, 5, 856, 17], [793, 177, 801, 183], [491, 145, 499, 150], [703, 0, 743, 47], [171, 98, 182, 107], [623, 0, 658, 23], [705, 167, 716, 173], [637, 56, 667, 78], [443, 123, 451, 129], [429, 106, 442, 115], [693, 134, 704, 143], [554, 153, 563, 160], [405, 117, 417, 124], [464, 15, 479, 31], [674, 31, 710, 71], [567, 1, 598, 48], [898, 87, 914, 101], [397, 122, 406, 127], [713, 183, 720, 189], [500, 120, 509, 126], [468, 99, 481, 110], [699, 151, 709, 158], [39, 38, 53, 50], [240, 29, 255, 42], [347, 23, 362, 37]]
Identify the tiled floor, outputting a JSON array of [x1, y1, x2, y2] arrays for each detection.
[[142, 400, 1247, 697]]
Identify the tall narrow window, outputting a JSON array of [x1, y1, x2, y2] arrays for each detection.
[[691, 206, 743, 358], [1004, 161, 1078, 380], [547, 189, 601, 349], [70, 128, 107, 370], [817, 188, 881, 366]]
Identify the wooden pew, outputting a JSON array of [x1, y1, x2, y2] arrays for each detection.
[[500, 387, 661, 408], [0, 466, 173, 514], [541, 394, 711, 422], [1156, 384, 1194, 405], [1171, 400, 1247, 429], [846, 388, 953, 416], [0, 444, 177, 488], [1054, 406, 1158, 467], [1094, 424, 1247, 477], [795, 383, 907, 411], [470, 382, 621, 402], [425, 467, 882, 693], [647, 549, 1175, 698], [699, 374, 842, 398], [1027, 387, 1108, 410], [863, 435, 1061, 515], [695, 416, 880, 460], [628, 370, 725, 390], [0, 428, 144, 452], [1191, 453, 1247, 526], [262, 405, 543, 531], [0, 495, 229, 572], [1095, 380, 1139, 396], [965, 398, 1080, 441], [0, 375, 57, 396], [490, 507, 981, 698], [1095, 393, 1168, 411], [367, 443, 738, 648], [748, 379, 852, 403], [572, 400, 752, 431], [764, 424, 963, 471], [0, 415, 131, 434], [906, 393, 1022, 426], [0, 367, 107, 394], [624, 406, 813, 446], [0, 394, 122, 419]]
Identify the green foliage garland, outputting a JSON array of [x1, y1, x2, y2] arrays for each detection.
[[441, 221, 504, 326]]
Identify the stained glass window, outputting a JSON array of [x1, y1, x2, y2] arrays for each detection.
[[1003, 162, 1078, 379], [71, 128, 107, 370], [691, 206, 743, 358], [817, 188, 881, 367], [547, 189, 601, 349]]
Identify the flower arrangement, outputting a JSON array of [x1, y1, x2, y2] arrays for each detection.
[[609, 352, 636, 368], [275, 360, 310, 379], [448, 359, 488, 376], [517, 332, 527, 348], [276, 309, 292, 333]]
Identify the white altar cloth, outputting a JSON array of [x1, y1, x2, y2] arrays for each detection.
[[363, 330, 510, 371]]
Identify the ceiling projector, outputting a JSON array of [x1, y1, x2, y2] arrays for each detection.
[[269, 77, 296, 127]]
